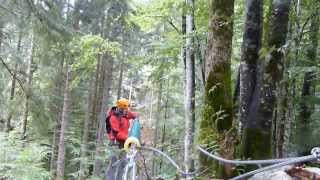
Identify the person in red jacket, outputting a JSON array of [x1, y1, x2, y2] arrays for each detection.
[[107, 98, 138, 147]]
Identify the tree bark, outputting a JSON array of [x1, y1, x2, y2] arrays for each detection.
[[6, 30, 22, 132], [239, 0, 263, 159], [198, 0, 235, 178], [117, 60, 124, 100], [152, 81, 162, 177], [159, 80, 169, 173], [184, 0, 195, 177], [275, 20, 294, 158], [93, 55, 114, 177], [276, 76, 288, 158], [297, 8, 319, 154], [49, 57, 65, 177], [22, 32, 35, 139], [56, 65, 71, 180], [244, 0, 291, 160], [182, 15, 186, 71], [0, 24, 2, 50], [79, 75, 94, 180], [91, 58, 102, 132]]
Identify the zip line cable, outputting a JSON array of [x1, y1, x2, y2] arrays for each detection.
[[197, 145, 295, 165], [197, 145, 320, 180], [139, 146, 197, 177], [111, 143, 320, 179], [231, 155, 316, 180]]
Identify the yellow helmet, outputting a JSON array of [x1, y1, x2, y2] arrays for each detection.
[[116, 98, 129, 110]]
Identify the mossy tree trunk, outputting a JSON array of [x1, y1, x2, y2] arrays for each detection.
[[198, 0, 235, 178], [242, 0, 291, 160], [297, 6, 319, 154], [239, 0, 263, 158], [239, 0, 263, 124]]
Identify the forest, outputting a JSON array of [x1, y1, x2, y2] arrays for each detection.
[[0, 0, 319, 179]]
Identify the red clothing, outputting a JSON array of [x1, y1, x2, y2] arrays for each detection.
[[107, 109, 137, 143]]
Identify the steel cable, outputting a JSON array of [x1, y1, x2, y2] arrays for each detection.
[[139, 146, 197, 177], [197, 145, 295, 165], [231, 155, 316, 180]]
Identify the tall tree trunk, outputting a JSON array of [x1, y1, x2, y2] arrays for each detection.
[[6, 30, 22, 132], [0, 24, 3, 127], [244, 0, 291, 160], [117, 40, 125, 100], [276, 75, 288, 158], [50, 120, 61, 176], [117, 60, 124, 100], [159, 80, 169, 173], [184, 0, 195, 177], [275, 21, 294, 158], [182, 15, 186, 71], [276, 1, 299, 157], [91, 58, 102, 132], [0, 24, 2, 50], [198, 0, 235, 178], [297, 8, 319, 154], [79, 75, 94, 180], [152, 81, 162, 177], [263, 0, 272, 47], [50, 57, 65, 176], [22, 32, 35, 139], [239, 0, 263, 159], [93, 55, 114, 177], [148, 88, 154, 128], [56, 66, 71, 180], [87, 57, 101, 176]]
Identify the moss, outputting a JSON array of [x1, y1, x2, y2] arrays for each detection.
[[240, 128, 272, 166], [205, 63, 233, 133], [198, 63, 234, 178]]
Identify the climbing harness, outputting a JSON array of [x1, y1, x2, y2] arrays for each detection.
[[119, 118, 197, 179], [123, 144, 138, 180], [121, 118, 141, 180]]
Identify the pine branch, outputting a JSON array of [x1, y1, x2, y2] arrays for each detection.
[[166, 17, 181, 34], [0, 57, 25, 92], [25, 0, 74, 37]]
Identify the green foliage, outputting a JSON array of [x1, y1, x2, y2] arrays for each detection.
[[0, 133, 50, 180], [69, 35, 121, 88], [71, 35, 121, 72], [131, 0, 183, 32]]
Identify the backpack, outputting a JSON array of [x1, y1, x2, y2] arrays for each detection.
[[105, 106, 117, 134]]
